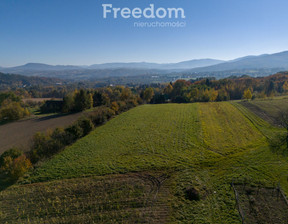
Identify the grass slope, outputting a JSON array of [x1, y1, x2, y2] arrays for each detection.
[[1, 101, 288, 223], [28, 102, 267, 183], [199, 102, 265, 155], [28, 104, 209, 182]]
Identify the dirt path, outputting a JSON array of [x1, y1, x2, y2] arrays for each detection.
[[0, 113, 85, 154]]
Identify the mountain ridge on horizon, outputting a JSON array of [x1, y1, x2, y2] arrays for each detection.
[[1, 58, 224, 71], [1, 50, 288, 80], [2, 50, 288, 69], [189, 50, 288, 72]]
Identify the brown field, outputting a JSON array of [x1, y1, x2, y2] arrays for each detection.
[[0, 112, 85, 155]]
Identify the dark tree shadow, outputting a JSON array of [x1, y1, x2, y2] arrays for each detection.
[[35, 113, 73, 122], [0, 174, 15, 192]]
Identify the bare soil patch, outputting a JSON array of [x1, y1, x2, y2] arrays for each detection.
[[0, 112, 85, 154]]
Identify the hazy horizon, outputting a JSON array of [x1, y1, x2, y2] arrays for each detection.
[[2, 50, 288, 68]]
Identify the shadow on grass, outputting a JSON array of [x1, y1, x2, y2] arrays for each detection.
[[36, 113, 67, 121], [35, 112, 80, 122], [0, 174, 15, 192]]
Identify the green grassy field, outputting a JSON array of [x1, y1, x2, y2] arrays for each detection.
[[27, 102, 269, 183], [1, 101, 288, 223], [28, 104, 209, 182], [199, 102, 265, 155]]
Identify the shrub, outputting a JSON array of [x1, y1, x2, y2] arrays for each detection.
[[29, 132, 50, 163], [0, 148, 22, 168], [137, 96, 143, 105], [243, 89, 253, 100], [103, 107, 115, 119], [0, 101, 30, 121], [10, 155, 32, 179], [30, 129, 70, 163], [117, 101, 127, 113], [77, 117, 94, 136], [143, 87, 154, 103], [184, 187, 200, 201], [1, 155, 32, 180], [48, 138, 65, 156], [0, 156, 13, 174], [124, 99, 138, 111], [29, 118, 94, 164], [65, 123, 84, 142], [89, 106, 115, 125], [51, 127, 70, 146], [111, 101, 120, 114], [0, 92, 20, 106]]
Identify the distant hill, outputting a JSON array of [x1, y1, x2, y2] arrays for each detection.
[[0, 72, 63, 89], [0, 68, 171, 81], [88, 59, 224, 70], [0, 60, 223, 81], [1, 51, 288, 80], [88, 62, 161, 69], [1, 63, 81, 73], [190, 51, 288, 72], [167, 59, 224, 69], [0, 59, 223, 73]]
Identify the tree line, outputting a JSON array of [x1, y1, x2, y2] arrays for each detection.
[[148, 72, 288, 104], [0, 86, 141, 180]]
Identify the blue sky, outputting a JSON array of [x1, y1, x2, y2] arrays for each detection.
[[0, 0, 288, 67]]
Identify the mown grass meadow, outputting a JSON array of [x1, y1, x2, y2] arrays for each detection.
[[1, 100, 288, 223]]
